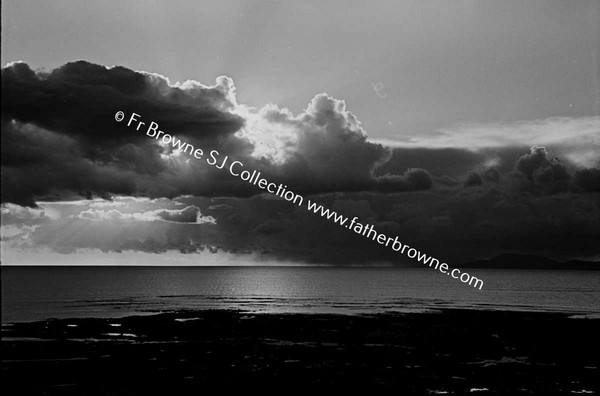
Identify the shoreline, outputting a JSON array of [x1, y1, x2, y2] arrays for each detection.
[[4, 304, 600, 325], [2, 309, 599, 394]]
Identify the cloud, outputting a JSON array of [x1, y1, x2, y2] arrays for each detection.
[[374, 116, 600, 151], [482, 168, 501, 183], [373, 117, 600, 172], [253, 220, 287, 235], [1, 120, 143, 206], [376, 168, 433, 192], [2, 61, 599, 264], [1, 203, 50, 225], [239, 93, 412, 193], [1, 61, 431, 206], [1, 60, 252, 205], [464, 172, 483, 187], [2, 61, 243, 144], [2, 177, 599, 264], [376, 147, 489, 179], [1, 203, 51, 244], [78, 205, 215, 224], [574, 168, 600, 192], [515, 146, 570, 188]]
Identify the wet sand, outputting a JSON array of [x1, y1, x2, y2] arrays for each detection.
[[2, 309, 599, 395]]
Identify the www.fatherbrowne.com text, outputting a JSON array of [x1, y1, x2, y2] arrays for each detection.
[[115, 111, 484, 290]]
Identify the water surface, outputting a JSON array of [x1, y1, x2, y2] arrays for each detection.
[[2, 266, 599, 323]]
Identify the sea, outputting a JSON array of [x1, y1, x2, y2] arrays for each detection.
[[2, 266, 599, 323]]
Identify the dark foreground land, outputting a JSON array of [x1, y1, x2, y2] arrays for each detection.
[[2, 310, 599, 395]]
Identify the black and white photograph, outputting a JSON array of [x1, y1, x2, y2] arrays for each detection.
[[1, 1, 599, 394]]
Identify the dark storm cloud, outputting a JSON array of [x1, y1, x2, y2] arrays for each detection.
[[222, 146, 599, 263], [378, 116, 600, 181], [2, 61, 599, 264], [464, 172, 483, 187], [1, 120, 143, 206], [515, 146, 570, 183], [3, 148, 599, 262], [482, 168, 501, 183], [1, 61, 432, 205], [1, 60, 245, 205], [2, 61, 243, 146], [376, 168, 433, 192], [193, 186, 600, 263], [376, 148, 487, 178], [253, 219, 287, 236], [574, 168, 600, 192]]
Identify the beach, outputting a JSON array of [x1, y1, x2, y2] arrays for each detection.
[[2, 309, 598, 395]]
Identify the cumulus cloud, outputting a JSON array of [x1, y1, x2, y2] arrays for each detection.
[[239, 93, 412, 193], [1, 203, 51, 225], [1, 61, 431, 206], [1, 204, 51, 244], [515, 146, 570, 187], [78, 205, 215, 224]]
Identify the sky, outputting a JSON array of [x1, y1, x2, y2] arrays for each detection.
[[1, 0, 599, 265], [3, 0, 599, 139]]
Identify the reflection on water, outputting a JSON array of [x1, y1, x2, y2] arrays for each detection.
[[2, 266, 600, 323]]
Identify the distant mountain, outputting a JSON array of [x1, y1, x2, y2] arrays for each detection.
[[461, 253, 599, 270]]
